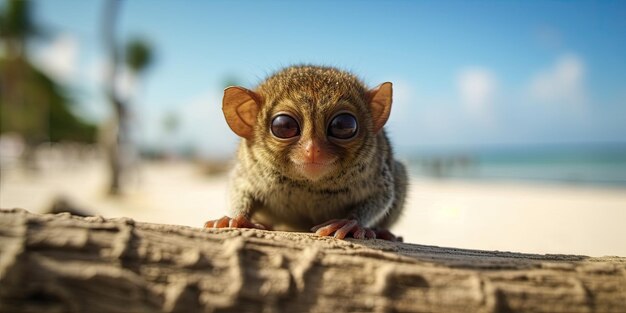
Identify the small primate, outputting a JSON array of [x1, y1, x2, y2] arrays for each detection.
[[205, 65, 407, 241]]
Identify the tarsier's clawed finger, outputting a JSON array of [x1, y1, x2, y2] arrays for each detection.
[[312, 219, 379, 240], [204, 214, 270, 230], [353, 228, 366, 239], [334, 220, 358, 239], [314, 220, 349, 237], [311, 219, 403, 241], [310, 219, 341, 232], [203, 218, 220, 228], [365, 229, 377, 239], [229, 215, 254, 228], [215, 216, 230, 228]]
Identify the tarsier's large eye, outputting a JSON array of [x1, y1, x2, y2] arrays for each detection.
[[271, 114, 300, 139], [328, 113, 358, 139]]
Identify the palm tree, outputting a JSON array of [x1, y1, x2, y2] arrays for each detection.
[[1, 0, 39, 134], [1, 0, 95, 171], [101, 0, 125, 195], [0, 0, 38, 59], [101, 0, 154, 195], [125, 38, 153, 77]]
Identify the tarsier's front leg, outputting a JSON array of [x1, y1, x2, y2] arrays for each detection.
[[311, 219, 374, 239], [310, 193, 403, 242], [311, 219, 402, 241]]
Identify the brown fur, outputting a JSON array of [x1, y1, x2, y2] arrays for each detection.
[[227, 65, 407, 231]]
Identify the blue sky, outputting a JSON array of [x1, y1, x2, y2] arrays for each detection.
[[18, 0, 626, 156]]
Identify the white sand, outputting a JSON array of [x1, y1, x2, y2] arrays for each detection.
[[1, 160, 624, 257], [397, 179, 626, 257]]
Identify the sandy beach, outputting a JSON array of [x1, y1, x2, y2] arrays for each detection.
[[1, 160, 624, 257]]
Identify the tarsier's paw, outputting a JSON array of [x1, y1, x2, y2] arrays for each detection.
[[371, 228, 403, 242], [310, 219, 402, 242], [204, 214, 270, 230]]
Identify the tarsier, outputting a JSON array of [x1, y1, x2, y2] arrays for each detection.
[[205, 65, 407, 241]]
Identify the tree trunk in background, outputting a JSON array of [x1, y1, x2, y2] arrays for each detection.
[[101, 0, 125, 196], [0, 209, 625, 313]]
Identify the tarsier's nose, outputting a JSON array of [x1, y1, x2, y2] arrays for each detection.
[[304, 140, 321, 163], [298, 139, 335, 181]]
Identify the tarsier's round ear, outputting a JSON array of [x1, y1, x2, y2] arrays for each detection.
[[222, 86, 260, 139], [367, 82, 393, 133]]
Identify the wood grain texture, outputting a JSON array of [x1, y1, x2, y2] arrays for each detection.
[[0, 208, 624, 313]]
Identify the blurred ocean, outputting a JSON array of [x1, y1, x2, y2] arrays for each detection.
[[404, 143, 626, 186]]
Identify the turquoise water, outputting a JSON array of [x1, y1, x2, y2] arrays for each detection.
[[404, 143, 626, 186]]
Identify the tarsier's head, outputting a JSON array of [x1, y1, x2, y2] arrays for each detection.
[[223, 65, 392, 182]]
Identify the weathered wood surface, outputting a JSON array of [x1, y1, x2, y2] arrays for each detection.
[[0, 208, 624, 313]]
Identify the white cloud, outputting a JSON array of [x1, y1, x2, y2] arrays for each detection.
[[528, 53, 587, 107], [35, 34, 78, 82], [456, 67, 497, 115]]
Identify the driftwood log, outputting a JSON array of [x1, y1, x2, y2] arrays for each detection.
[[0, 208, 624, 313]]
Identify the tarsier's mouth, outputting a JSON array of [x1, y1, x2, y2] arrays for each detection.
[[291, 158, 338, 167], [292, 160, 335, 166], [291, 158, 338, 181]]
